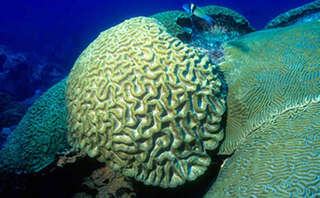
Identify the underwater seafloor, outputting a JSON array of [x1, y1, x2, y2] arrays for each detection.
[[0, 1, 320, 198]]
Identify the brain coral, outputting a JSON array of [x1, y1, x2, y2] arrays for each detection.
[[204, 21, 320, 196], [66, 17, 225, 188], [0, 78, 70, 174], [205, 101, 320, 197]]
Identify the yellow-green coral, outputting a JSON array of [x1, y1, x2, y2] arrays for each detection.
[[66, 17, 225, 188], [204, 21, 320, 196], [0, 78, 70, 174]]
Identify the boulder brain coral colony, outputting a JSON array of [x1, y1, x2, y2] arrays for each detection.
[[205, 20, 320, 197], [0, 78, 69, 174], [66, 17, 226, 188]]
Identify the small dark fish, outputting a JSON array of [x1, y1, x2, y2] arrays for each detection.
[[183, 3, 213, 25]]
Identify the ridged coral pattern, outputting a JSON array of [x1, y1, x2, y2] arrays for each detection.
[[219, 21, 320, 155], [66, 17, 225, 188], [0, 78, 69, 174], [205, 100, 320, 197], [204, 21, 320, 197]]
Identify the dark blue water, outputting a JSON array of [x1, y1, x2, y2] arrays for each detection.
[[0, 0, 315, 66]]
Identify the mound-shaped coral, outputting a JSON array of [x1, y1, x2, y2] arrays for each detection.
[[151, 6, 254, 67], [266, 0, 320, 29], [218, 20, 320, 155], [204, 21, 320, 196], [151, 6, 254, 43], [66, 17, 225, 188], [150, 10, 188, 38], [0, 78, 70, 174], [205, 101, 320, 197], [201, 5, 254, 34]]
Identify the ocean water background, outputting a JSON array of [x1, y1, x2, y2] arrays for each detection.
[[0, 0, 315, 68]]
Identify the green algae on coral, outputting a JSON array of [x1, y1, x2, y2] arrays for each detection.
[[0, 78, 70, 174]]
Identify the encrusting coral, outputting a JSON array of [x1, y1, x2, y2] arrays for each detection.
[[66, 17, 226, 188], [204, 20, 320, 197], [0, 78, 70, 174]]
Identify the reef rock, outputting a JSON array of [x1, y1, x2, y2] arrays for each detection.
[[0, 46, 67, 101], [266, 0, 320, 29], [0, 92, 27, 132]]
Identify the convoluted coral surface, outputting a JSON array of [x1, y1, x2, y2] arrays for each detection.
[[205, 101, 320, 197], [66, 17, 225, 188], [0, 78, 70, 174], [204, 21, 320, 197], [219, 20, 320, 155]]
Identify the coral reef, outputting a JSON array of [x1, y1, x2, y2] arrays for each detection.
[[150, 10, 188, 38], [190, 5, 254, 55], [56, 150, 136, 198], [0, 46, 67, 101], [66, 17, 225, 188], [218, 20, 320, 155], [56, 149, 87, 168], [204, 20, 320, 196], [75, 166, 136, 198], [1, 147, 135, 198], [176, 5, 254, 42], [150, 6, 255, 68], [151, 6, 254, 46], [0, 92, 27, 131], [205, 101, 320, 197], [0, 128, 11, 149], [0, 78, 70, 174], [266, 0, 320, 29], [201, 5, 255, 34]]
